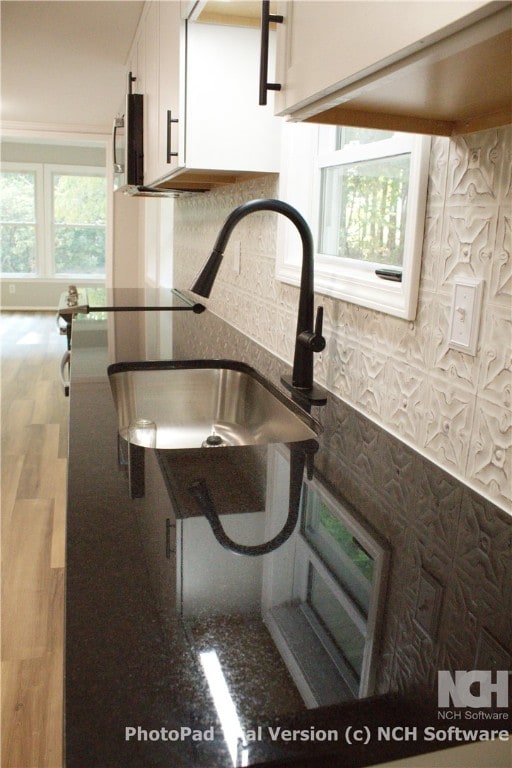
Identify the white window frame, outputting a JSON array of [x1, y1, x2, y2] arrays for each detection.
[[276, 122, 431, 320], [1, 161, 106, 279]]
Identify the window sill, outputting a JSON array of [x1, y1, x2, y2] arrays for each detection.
[[276, 258, 419, 320]]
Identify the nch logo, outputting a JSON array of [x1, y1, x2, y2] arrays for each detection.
[[438, 670, 510, 708]]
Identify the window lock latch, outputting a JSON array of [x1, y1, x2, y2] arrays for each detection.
[[375, 269, 402, 282]]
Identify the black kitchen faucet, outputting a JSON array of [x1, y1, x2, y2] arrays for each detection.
[[191, 198, 327, 404]]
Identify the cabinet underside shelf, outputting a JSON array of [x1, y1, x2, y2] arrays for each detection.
[[294, 16, 512, 136]]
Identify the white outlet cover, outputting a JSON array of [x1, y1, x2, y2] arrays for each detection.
[[448, 277, 484, 356]]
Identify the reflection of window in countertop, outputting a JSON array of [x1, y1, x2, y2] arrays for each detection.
[[262, 445, 390, 708]]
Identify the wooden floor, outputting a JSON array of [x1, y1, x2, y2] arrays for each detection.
[[1, 312, 68, 768]]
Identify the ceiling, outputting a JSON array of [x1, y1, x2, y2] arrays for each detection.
[[1, 0, 145, 134]]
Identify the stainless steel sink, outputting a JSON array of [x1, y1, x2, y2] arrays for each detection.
[[107, 360, 321, 450]]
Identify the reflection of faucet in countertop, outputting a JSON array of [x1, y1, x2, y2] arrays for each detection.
[[189, 439, 318, 557], [190, 199, 327, 405]]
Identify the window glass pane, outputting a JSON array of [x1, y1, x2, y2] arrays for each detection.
[[307, 565, 365, 679], [0, 171, 37, 274], [54, 225, 105, 274], [1, 225, 37, 273], [52, 173, 106, 275], [336, 127, 394, 149], [53, 174, 106, 225], [302, 487, 374, 616], [0, 171, 36, 222], [319, 153, 410, 265]]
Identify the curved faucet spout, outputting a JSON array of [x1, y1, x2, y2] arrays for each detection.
[[191, 199, 327, 403]]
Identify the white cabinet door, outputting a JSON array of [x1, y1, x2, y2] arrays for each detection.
[[184, 21, 280, 174], [274, 0, 495, 116], [143, 1, 160, 183], [129, 3, 281, 188], [155, 0, 183, 179]]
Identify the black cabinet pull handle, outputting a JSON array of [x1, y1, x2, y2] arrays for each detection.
[[167, 110, 179, 163], [259, 1, 283, 105]]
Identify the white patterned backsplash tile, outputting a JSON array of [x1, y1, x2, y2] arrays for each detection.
[[395, 298, 433, 370], [420, 206, 443, 293], [447, 130, 501, 204], [353, 347, 389, 422], [386, 361, 428, 444], [174, 128, 512, 513], [423, 380, 475, 471], [324, 336, 358, 402], [439, 205, 497, 289], [427, 136, 449, 203], [478, 304, 512, 409], [489, 206, 512, 304], [497, 124, 512, 199], [467, 399, 512, 508]]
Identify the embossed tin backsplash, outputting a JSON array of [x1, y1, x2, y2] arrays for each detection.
[[174, 126, 511, 513]]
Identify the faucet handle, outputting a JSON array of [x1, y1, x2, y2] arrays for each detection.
[[298, 306, 326, 353], [314, 306, 324, 339]]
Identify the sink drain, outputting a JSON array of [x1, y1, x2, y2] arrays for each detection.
[[202, 433, 225, 448]]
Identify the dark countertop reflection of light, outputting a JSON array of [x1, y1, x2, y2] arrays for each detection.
[[65, 306, 512, 768]]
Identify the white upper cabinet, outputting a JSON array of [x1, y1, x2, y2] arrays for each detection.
[[274, 1, 512, 135], [128, 0, 280, 191], [157, 0, 182, 179]]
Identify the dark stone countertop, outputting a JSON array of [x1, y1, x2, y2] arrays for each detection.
[[65, 305, 512, 767]]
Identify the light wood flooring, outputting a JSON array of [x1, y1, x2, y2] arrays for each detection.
[[1, 312, 68, 768]]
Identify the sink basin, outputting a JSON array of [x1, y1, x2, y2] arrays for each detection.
[[107, 360, 321, 450]]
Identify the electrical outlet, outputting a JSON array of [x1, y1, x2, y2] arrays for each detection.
[[9, 284, 16, 294], [448, 278, 483, 356]]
